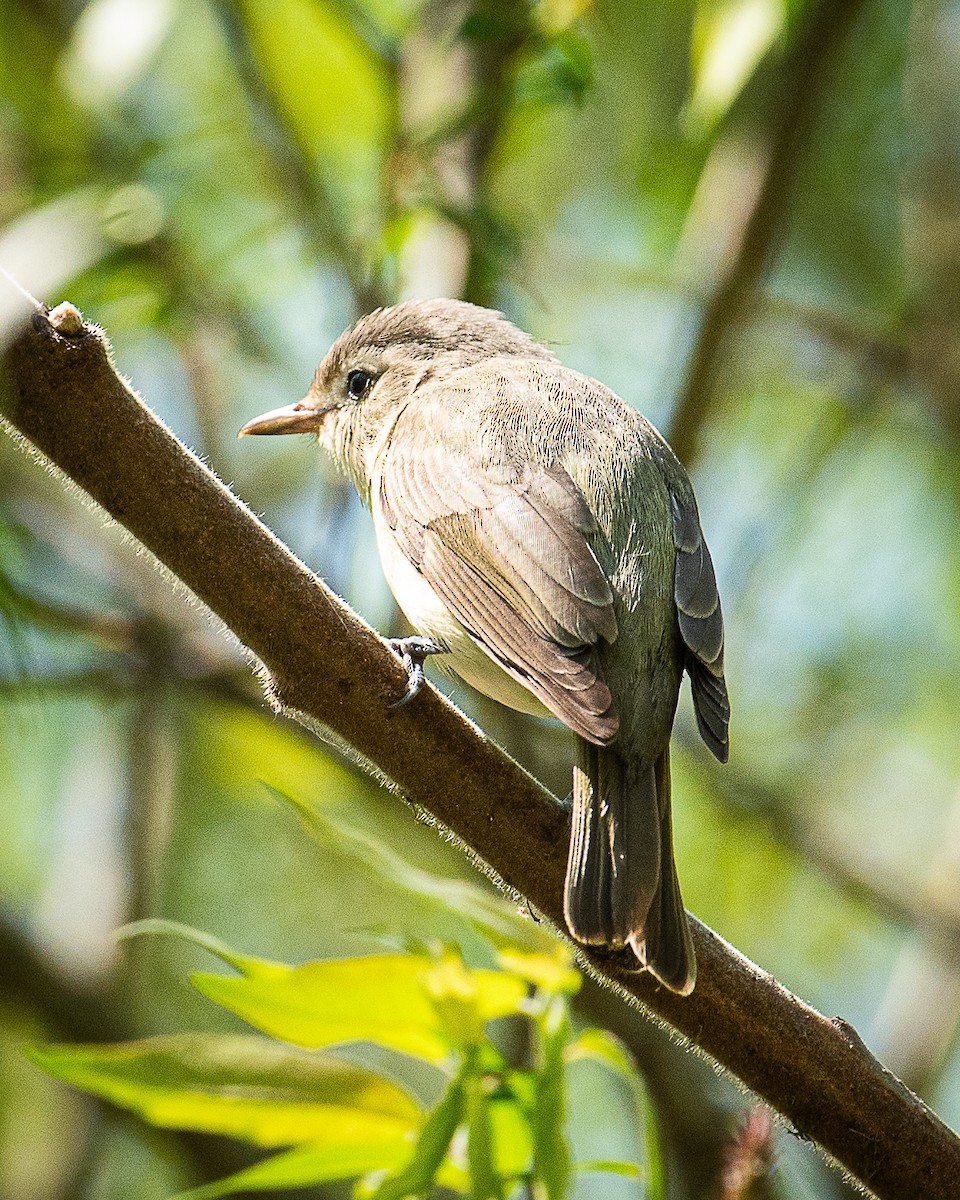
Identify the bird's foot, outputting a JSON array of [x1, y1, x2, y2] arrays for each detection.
[[388, 637, 448, 709]]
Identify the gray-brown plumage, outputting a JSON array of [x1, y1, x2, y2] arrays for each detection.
[[240, 299, 729, 994]]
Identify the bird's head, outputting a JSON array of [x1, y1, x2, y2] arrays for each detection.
[[239, 299, 553, 486]]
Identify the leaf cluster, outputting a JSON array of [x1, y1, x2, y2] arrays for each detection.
[[32, 823, 655, 1200]]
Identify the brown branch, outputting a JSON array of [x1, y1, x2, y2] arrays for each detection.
[[22, 577, 960, 974], [22, 574, 959, 969], [2, 307, 958, 1200], [668, 0, 870, 464]]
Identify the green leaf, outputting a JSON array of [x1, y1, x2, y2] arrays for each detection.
[[362, 1068, 468, 1200], [174, 1139, 413, 1200], [530, 996, 571, 1200], [496, 947, 580, 997], [265, 784, 550, 952], [116, 918, 283, 976], [536, 0, 595, 36], [574, 1159, 644, 1179], [422, 950, 528, 1049], [192, 954, 453, 1064], [564, 1028, 634, 1076], [29, 1035, 419, 1147], [126, 919, 527, 1064], [237, 0, 389, 225], [644, 1085, 668, 1200], [488, 1087, 533, 1183], [515, 31, 594, 108], [567, 1030, 665, 1198], [688, 0, 786, 132], [466, 1076, 502, 1200]]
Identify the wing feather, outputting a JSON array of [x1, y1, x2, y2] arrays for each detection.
[[380, 409, 619, 745], [669, 491, 730, 762]]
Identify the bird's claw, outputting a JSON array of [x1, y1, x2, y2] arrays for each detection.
[[388, 637, 447, 709]]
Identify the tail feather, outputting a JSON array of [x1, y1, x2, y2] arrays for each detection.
[[629, 747, 696, 994], [564, 740, 695, 994]]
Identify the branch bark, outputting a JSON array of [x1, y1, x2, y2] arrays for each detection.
[[2, 307, 957, 1200]]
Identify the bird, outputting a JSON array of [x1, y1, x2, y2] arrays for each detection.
[[240, 298, 729, 994]]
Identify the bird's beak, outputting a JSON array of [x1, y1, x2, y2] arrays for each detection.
[[238, 398, 325, 438]]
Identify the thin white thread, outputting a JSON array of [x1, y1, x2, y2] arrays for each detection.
[[0, 262, 44, 313]]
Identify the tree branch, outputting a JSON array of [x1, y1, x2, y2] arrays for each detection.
[[2, 306, 957, 1199], [668, 0, 870, 464]]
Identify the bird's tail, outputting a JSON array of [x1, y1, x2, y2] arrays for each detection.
[[563, 740, 696, 995]]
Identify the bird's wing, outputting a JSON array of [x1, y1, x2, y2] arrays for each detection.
[[669, 483, 730, 762], [378, 418, 619, 744]]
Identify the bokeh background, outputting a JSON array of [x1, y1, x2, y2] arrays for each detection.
[[1, 0, 957, 1196]]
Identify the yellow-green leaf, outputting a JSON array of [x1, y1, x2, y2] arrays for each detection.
[[531, 996, 571, 1200], [564, 1028, 634, 1076], [466, 1076, 502, 1200], [117, 918, 286, 977], [175, 1139, 413, 1200], [193, 954, 452, 1063], [575, 1159, 644, 1179], [362, 1068, 467, 1200], [488, 1089, 533, 1182], [29, 1035, 419, 1147], [423, 951, 528, 1048], [267, 784, 551, 952], [497, 947, 580, 996]]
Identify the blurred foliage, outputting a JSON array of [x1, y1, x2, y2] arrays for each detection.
[[1, 0, 959, 1197], [32, 917, 654, 1200]]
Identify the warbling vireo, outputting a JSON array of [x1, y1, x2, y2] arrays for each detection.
[[240, 299, 729, 994]]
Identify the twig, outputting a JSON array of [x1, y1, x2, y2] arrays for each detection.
[[668, 0, 870, 464], [123, 641, 176, 930], [0, 262, 45, 314], [1, 582, 136, 648], [2, 309, 958, 1199], [0, 669, 131, 700]]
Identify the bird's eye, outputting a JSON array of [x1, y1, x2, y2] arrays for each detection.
[[346, 369, 374, 401]]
